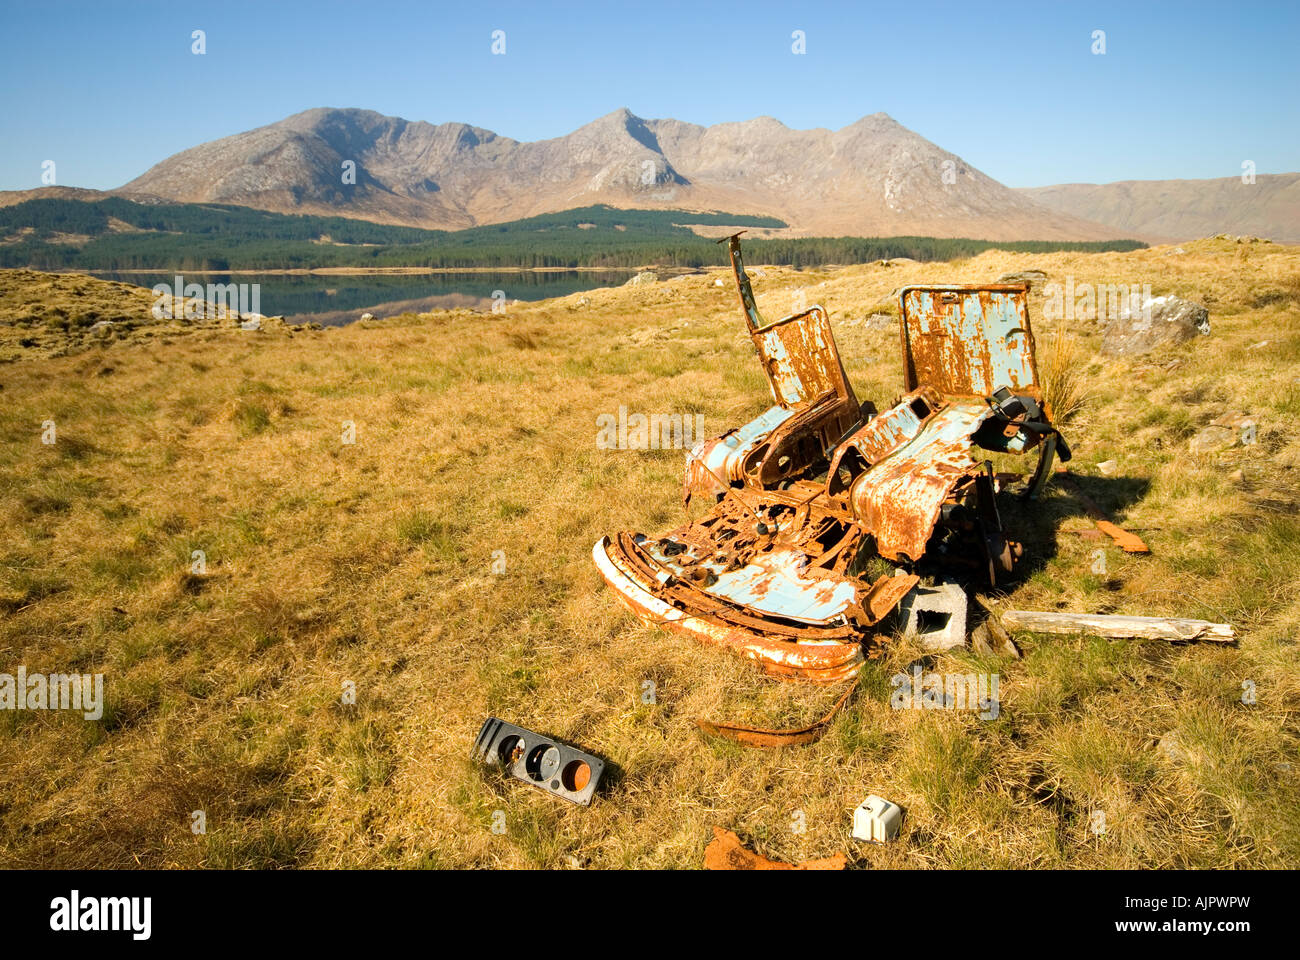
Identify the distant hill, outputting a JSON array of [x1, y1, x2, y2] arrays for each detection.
[[0, 186, 118, 208], [113, 107, 1130, 242], [1018, 174, 1300, 243]]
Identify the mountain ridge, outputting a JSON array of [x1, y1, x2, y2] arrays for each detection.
[[113, 107, 1129, 241], [1017, 174, 1300, 243]]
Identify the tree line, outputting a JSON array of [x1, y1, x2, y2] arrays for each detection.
[[0, 198, 1145, 272]]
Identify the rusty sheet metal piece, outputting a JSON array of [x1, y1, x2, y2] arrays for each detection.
[[899, 285, 1040, 399], [704, 827, 847, 870], [863, 572, 922, 620], [847, 392, 993, 561], [697, 680, 857, 748], [1054, 470, 1150, 553]]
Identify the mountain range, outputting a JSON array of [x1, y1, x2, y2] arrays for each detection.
[[6, 108, 1296, 243], [109, 107, 1117, 241]]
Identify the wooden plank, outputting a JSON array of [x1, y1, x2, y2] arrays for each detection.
[[1000, 609, 1234, 642]]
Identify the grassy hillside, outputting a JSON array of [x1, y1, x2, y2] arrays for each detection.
[[0, 269, 317, 362], [0, 197, 1143, 271], [0, 237, 1297, 868]]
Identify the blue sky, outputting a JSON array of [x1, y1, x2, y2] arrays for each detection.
[[1, 0, 1296, 192]]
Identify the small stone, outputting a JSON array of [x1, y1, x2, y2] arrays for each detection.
[[1189, 425, 1236, 454], [997, 269, 1048, 289], [360, 312, 375, 321], [1097, 459, 1118, 477], [1158, 732, 1188, 763]]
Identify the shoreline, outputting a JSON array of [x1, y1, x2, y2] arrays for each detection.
[[75, 265, 706, 277]]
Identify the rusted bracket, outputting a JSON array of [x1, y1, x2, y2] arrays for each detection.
[[1024, 432, 1059, 501], [1055, 470, 1150, 553], [717, 231, 764, 331], [696, 679, 857, 748]]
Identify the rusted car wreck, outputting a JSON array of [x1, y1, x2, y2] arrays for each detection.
[[593, 235, 1071, 682]]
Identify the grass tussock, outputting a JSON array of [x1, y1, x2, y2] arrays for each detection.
[[1041, 325, 1089, 422]]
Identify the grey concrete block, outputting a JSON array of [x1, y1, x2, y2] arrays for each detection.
[[898, 582, 968, 651]]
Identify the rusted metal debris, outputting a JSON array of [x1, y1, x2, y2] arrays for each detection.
[[1054, 469, 1150, 553], [594, 234, 1073, 681], [703, 827, 847, 870], [697, 681, 857, 748]]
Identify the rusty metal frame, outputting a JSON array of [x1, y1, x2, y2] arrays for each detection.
[[594, 237, 1069, 682]]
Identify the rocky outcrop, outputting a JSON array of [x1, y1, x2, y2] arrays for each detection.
[[1100, 294, 1210, 356]]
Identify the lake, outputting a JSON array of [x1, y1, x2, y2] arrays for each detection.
[[101, 270, 637, 326]]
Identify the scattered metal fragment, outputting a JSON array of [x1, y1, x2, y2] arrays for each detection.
[[697, 681, 857, 748], [852, 795, 904, 843], [999, 610, 1234, 643], [1054, 470, 1150, 553], [473, 717, 605, 806], [703, 827, 847, 870], [595, 234, 1072, 680]]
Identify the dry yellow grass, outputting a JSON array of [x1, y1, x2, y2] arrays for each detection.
[[1041, 325, 1089, 423], [1, 236, 1298, 869]]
